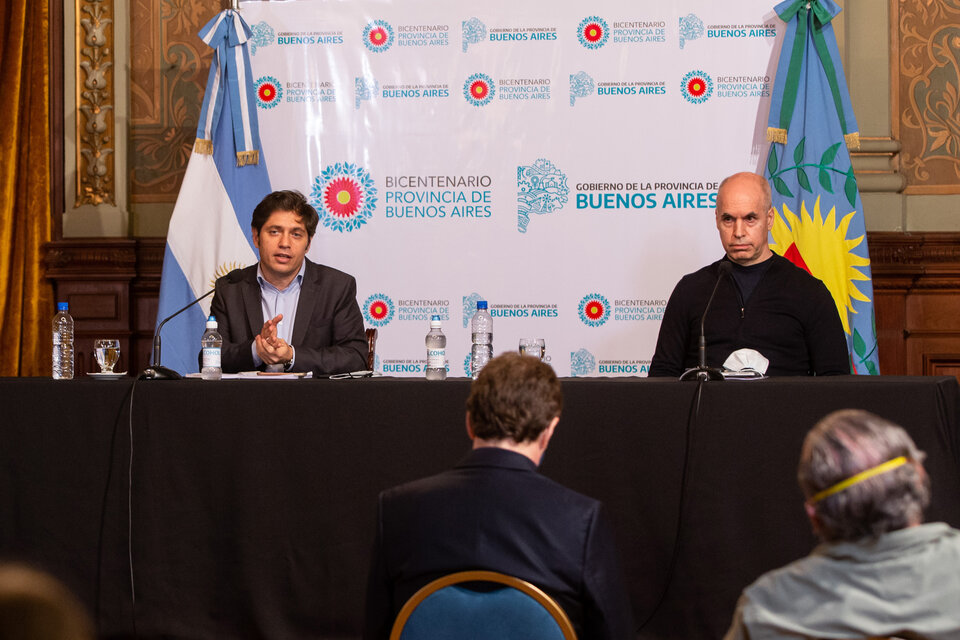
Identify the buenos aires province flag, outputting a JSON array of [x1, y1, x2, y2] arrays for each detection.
[[155, 10, 271, 374], [764, 0, 879, 374]]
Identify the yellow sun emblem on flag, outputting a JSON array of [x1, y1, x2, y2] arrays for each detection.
[[208, 261, 244, 290], [769, 196, 871, 335]]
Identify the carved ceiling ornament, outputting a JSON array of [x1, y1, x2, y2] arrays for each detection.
[[896, 0, 960, 194], [76, 0, 116, 206]]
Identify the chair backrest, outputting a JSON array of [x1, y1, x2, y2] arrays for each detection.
[[390, 570, 577, 640], [365, 328, 378, 371]]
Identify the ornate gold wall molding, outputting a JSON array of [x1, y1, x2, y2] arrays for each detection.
[[75, 0, 115, 206], [893, 0, 960, 194], [129, 0, 220, 204]]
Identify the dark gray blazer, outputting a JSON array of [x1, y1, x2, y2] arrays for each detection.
[[209, 258, 367, 375]]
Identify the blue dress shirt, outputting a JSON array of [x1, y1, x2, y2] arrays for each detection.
[[251, 260, 306, 370]]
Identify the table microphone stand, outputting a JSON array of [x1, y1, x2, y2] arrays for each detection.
[[679, 261, 731, 382], [679, 335, 725, 381], [139, 289, 215, 380]]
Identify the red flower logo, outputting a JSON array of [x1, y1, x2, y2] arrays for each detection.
[[582, 23, 604, 43], [368, 300, 389, 320], [258, 83, 276, 102], [686, 77, 707, 97], [368, 27, 388, 47], [323, 177, 363, 219], [470, 80, 490, 100], [584, 300, 605, 320]]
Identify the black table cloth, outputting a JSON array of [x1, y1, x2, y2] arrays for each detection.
[[2, 376, 959, 639]]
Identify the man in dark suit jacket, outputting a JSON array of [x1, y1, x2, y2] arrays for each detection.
[[363, 353, 634, 640], [209, 190, 367, 375]]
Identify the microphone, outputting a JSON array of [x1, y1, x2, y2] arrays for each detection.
[[139, 288, 215, 380], [679, 261, 732, 381]]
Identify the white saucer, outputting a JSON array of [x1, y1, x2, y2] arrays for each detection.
[[88, 372, 128, 380]]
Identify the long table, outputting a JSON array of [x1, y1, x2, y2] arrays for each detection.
[[2, 376, 959, 639]]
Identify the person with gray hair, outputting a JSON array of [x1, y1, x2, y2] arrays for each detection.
[[724, 409, 960, 640]]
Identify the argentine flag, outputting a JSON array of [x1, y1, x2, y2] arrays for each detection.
[[155, 10, 271, 374]]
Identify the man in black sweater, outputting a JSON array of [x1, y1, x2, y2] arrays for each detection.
[[649, 172, 849, 377]]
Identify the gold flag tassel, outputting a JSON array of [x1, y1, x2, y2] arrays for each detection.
[[766, 127, 788, 145], [236, 150, 260, 167], [194, 139, 213, 155], [844, 131, 861, 151]]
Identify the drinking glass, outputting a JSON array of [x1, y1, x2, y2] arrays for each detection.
[[518, 338, 546, 361], [94, 339, 121, 373]]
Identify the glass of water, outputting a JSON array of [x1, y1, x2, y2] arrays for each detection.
[[94, 339, 121, 373], [518, 338, 546, 361]]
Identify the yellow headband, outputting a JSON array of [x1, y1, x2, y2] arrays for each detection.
[[808, 456, 909, 504]]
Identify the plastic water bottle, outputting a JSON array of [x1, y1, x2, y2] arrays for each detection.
[[470, 300, 493, 379], [200, 316, 222, 380], [425, 315, 447, 381], [52, 302, 74, 380]]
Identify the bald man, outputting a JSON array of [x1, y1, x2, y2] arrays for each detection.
[[649, 172, 848, 377]]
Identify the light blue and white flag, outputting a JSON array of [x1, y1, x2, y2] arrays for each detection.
[[155, 9, 271, 374], [764, 0, 879, 374]]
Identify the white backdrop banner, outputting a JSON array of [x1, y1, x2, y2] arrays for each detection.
[[239, 0, 782, 377]]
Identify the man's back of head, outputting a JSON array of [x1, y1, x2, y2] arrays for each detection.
[[466, 353, 563, 459], [364, 352, 634, 640], [799, 409, 930, 542]]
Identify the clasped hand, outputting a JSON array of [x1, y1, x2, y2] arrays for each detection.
[[255, 314, 293, 365]]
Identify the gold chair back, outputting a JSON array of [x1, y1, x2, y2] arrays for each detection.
[[389, 570, 577, 640]]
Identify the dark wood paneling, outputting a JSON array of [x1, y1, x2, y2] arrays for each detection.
[[870, 232, 960, 378], [923, 354, 960, 379], [133, 239, 165, 370], [44, 238, 163, 376]]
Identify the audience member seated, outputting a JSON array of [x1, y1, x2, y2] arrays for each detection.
[[724, 409, 960, 640], [363, 352, 634, 640]]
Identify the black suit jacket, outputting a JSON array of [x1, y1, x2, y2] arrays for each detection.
[[209, 258, 367, 375], [363, 447, 634, 640]]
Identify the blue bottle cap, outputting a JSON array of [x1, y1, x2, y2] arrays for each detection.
[[57, 302, 69, 311], [431, 314, 441, 321], [477, 300, 488, 310]]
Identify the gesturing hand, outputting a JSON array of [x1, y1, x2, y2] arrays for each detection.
[[256, 314, 293, 364]]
